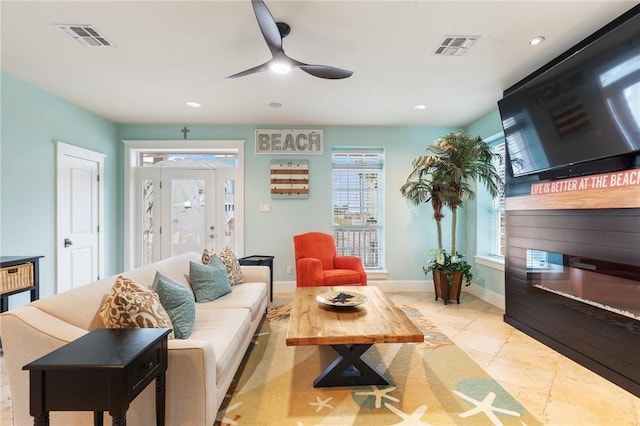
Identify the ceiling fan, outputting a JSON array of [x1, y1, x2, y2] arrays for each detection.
[[226, 0, 353, 80]]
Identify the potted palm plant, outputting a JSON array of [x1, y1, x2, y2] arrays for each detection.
[[400, 131, 502, 304]]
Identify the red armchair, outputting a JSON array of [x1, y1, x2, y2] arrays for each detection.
[[293, 232, 367, 287]]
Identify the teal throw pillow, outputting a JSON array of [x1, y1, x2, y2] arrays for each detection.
[[189, 257, 231, 302], [151, 271, 196, 339]]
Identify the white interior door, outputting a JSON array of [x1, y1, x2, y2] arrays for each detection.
[[56, 142, 104, 293], [137, 169, 216, 264]]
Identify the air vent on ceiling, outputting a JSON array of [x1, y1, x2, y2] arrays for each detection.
[[56, 24, 114, 47], [434, 35, 479, 56]]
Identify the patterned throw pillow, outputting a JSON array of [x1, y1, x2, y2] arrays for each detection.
[[152, 272, 196, 339], [201, 249, 213, 265], [218, 246, 244, 285], [190, 258, 231, 302], [202, 247, 244, 286], [99, 275, 174, 338]]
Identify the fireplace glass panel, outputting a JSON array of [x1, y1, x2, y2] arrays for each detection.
[[527, 249, 640, 321]]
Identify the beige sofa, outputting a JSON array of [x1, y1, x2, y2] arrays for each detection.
[[0, 252, 269, 426]]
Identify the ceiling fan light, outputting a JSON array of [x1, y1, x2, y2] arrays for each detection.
[[269, 61, 292, 74]]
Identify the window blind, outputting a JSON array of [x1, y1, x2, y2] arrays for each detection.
[[332, 149, 384, 269]]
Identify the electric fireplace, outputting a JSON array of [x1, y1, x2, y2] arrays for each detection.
[[527, 249, 640, 323]]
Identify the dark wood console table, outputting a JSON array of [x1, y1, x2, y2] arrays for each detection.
[[0, 255, 43, 313], [239, 255, 274, 301], [23, 328, 171, 426]]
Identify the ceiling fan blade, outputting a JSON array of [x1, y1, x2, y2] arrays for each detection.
[[228, 1, 353, 80], [252, 0, 283, 54], [298, 64, 353, 80], [226, 61, 271, 79]]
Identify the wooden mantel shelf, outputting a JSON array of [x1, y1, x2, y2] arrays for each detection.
[[506, 184, 640, 211]]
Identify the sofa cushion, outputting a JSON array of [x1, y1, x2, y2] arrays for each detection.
[[218, 247, 244, 285], [202, 247, 244, 285], [189, 258, 231, 302], [196, 282, 267, 324], [188, 307, 251, 387], [152, 271, 196, 339], [99, 275, 173, 336]]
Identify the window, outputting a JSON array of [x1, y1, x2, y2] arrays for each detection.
[[492, 141, 506, 256], [332, 148, 384, 270]]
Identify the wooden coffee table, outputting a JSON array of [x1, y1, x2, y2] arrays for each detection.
[[286, 286, 423, 387]]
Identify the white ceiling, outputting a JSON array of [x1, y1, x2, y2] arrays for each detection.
[[1, 0, 637, 127]]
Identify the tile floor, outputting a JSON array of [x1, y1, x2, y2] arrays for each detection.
[[1, 291, 639, 425]]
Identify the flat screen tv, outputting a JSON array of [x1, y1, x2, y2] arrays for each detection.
[[498, 4, 640, 178]]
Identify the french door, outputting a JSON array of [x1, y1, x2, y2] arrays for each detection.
[[136, 169, 216, 265]]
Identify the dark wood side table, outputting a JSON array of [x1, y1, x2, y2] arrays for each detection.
[[238, 255, 274, 301], [0, 255, 43, 313], [23, 328, 171, 426]]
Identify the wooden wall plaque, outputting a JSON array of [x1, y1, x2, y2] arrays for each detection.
[[270, 160, 309, 198]]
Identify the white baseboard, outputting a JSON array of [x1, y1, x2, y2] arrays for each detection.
[[465, 282, 505, 310], [273, 280, 505, 310], [274, 281, 297, 294], [274, 280, 431, 294]]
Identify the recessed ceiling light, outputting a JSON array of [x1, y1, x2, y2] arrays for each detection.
[[186, 102, 201, 108], [269, 102, 283, 108], [414, 104, 427, 110], [529, 36, 546, 46]]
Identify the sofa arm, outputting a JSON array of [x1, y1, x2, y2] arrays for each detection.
[[296, 258, 325, 286], [240, 265, 270, 284], [335, 255, 368, 285], [159, 339, 217, 426], [0, 307, 89, 426]]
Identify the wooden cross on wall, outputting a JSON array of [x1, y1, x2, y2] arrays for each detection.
[[181, 126, 190, 139]]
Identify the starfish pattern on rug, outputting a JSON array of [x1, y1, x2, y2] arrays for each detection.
[[310, 395, 334, 412], [384, 403, 432, 425], [355, 385, 399, 408], [454, 390, 521, 426]]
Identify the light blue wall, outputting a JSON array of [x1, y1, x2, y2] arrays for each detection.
[[465, 109, 506, 296], [2, 72, 499, 310], [1, 72, 121, 308], [118, 125, 459, 282]]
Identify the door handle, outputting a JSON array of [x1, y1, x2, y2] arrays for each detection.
[[64, 238, 73, 247]]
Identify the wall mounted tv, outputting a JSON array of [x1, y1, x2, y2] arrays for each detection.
[[498, 4, 640, 179]]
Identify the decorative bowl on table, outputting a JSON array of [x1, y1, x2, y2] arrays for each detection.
[[316, 290, 368, 307]]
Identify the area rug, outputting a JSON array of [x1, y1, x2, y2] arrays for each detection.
[[215, 304, 541, 426]]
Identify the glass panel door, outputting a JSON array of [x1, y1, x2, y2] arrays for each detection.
[[141, 175, 158, 265], [161, 170, 216, 259], [136, 169, 215, 264]]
